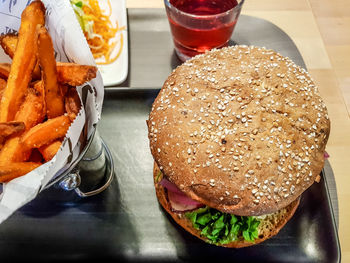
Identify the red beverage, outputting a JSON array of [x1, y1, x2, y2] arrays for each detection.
[[165, 0, 242, 61], [170, 0, 238, 15]]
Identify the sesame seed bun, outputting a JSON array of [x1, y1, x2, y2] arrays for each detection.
[[154, 162, 300, 248], [147, 45, 330, 216]]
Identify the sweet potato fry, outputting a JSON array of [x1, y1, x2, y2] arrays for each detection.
[[32, 63, 41, 80], [39, 140, 62, 161], [5, 83, 43, 162], [0, 136, 31, 164], [15, 81, 45, 130], [0, 35, 41, 80], [21, 115, 71, 150], [0, 63, 11, 79], [0, 78, 6, 87], [0, 121, 25, 143], [0, 34, 96, 85], [37, 26, 65, 119], [0, 1, 45, 122], [0, 77, 6, 87], [65, 87, 81, 121], [0, 34, 17, 59], [0, 78, 6, 100], [0, 162, 41, 182], [60, 84, 68, 97], [56, 62, 97, 86]]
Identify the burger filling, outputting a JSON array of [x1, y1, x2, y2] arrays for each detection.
[[186, 206, 260, 244], [158, 176, 260, 244]]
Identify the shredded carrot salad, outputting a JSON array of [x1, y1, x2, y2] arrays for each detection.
[[71, 0, 125, 65]]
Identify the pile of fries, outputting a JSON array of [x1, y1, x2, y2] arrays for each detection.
[[0, 1, 97, 183]]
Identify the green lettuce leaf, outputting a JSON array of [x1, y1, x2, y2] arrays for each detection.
[[185, 207, 260, 245], [70, 0, 94, 37], [74, 1, 83, 8]]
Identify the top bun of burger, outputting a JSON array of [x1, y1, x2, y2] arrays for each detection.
[[148, 45, 330, 216]]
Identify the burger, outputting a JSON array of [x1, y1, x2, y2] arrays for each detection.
[[147, 45, 330, 247]]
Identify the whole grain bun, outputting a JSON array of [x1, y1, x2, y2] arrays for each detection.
[[147, 45, 330, 216], [154, 163, 300, 248]]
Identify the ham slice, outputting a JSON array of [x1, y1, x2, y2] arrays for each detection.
[[324, 151, 330, 159], [159, 178, 204, 212]]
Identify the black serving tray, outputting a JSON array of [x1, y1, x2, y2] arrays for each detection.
[[0, 9, 340, 263]]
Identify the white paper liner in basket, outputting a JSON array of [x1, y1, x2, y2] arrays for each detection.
[[0, 0, 104, 223]]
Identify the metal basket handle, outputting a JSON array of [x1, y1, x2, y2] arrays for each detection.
[[58, 138, 114, 197]]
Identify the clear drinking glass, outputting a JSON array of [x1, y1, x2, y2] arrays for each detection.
[[164, 0, 245, 61]]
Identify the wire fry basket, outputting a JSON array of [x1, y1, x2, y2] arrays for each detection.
[[43, 127, 114, 200]]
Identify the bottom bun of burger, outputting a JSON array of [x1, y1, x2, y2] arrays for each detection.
[[154, 163, 300, 248]]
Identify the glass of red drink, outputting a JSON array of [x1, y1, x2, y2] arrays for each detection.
[[164, 0, 245, 61]]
